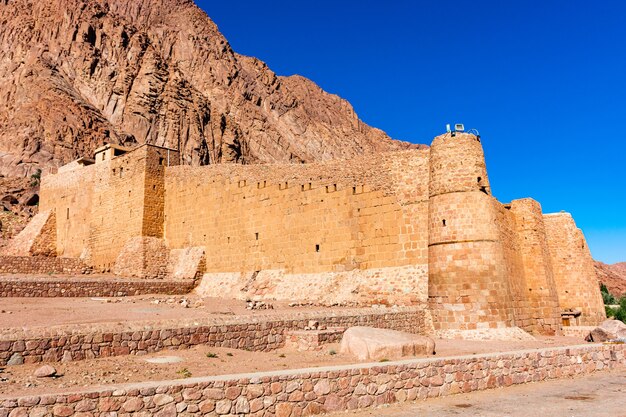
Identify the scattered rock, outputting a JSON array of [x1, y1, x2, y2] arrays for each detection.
[[19, 191, 39, 206], [61, 351, 73, 363], [304, 320, 327, 331], [340, 326, 436, 361], [7, 352, 24, 366], [34, 365, 57, 378], [144, 356, 184, 364], [288, 301, 316, 307], [246, 298, 274, 310], [0, 195, 18, 205]]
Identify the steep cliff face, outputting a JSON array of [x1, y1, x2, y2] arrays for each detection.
[[595, 261, 626, 298], [0, 0, 420, 178]]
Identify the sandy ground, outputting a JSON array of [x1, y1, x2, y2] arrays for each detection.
[[326, 369, 626, 417], [0, 295, 335, 329], [0, 294, 593, 398], [0, 336, 587, 397]]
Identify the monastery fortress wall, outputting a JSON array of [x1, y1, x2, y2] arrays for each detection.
[[6, 132, 606, 338]]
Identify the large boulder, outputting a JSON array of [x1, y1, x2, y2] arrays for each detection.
[[340, 326, 435, 361], [585, 319, 626, 342]]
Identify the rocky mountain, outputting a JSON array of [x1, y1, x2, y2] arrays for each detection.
[[0, 176, 38, 248], [595, 261, 626, 298], [0, 0, 421, 179]]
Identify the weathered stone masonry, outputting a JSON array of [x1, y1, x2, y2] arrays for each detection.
[[4, 133, 606, 336], [0, 344, 623, 416], [0, 276, 195, 298], [0, 308, 428, 366]]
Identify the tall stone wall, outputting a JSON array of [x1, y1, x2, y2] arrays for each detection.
[[508, 199, 561, 334], [39, 145, 179, 270], [40, 162, 95, 258], [141, 145, 176, 237], [494, 201, 531, 332], [544, 213, 605, 325], [29, 136, 606, 334], [87, 146, 151, 269], [164, 150, 430, 305], [40, 150, 146, 268], [196, 265, 429, 306]]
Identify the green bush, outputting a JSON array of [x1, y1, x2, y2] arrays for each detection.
[[600, 283, 625, 324], [30, 169, 42, 187], [601, 283, 616, 304], [615, 298, 626, 323], [606, 305, 618, 318]]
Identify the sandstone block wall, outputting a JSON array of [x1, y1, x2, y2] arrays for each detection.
[[41, 145, 180, 270], [544, 213, 606, 325], [40, 162, 95, 258], [164, 150, 430, 305], [164, 150, 429, 275], [30, 133, 605, 333], [428, 133, 515, 332], [0, 344, 623, 417], [167, 247, 206, 280], [113, 236, 169, 279], [195, 265, 428, 306], [88, 146, 168, 270], [507, 199, 561, 334]]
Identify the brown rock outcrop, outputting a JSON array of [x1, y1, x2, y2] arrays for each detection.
[[595, 261, 626, 298], [0, 0, 421, 180], [0, 176, 38, 248]]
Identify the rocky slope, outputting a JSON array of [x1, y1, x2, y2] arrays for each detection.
[[0, 176, 38, 248], [595, 261, 626, 298], [0, 0, 421, 179]]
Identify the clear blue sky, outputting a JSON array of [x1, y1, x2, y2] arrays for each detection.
[[197, 0, 626, 264]]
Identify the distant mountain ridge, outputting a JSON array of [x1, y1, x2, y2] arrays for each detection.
[[0, 0, 421, 178]]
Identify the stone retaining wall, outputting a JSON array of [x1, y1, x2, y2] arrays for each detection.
[[0, 308, 428, 366], [0, 276, 195, 298], [0, 256, 90, 275], [561, 326, 595, 339], [0, 344, 623, 416]]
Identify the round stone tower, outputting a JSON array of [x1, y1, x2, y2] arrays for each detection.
[[428, 132, 514, 336]]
